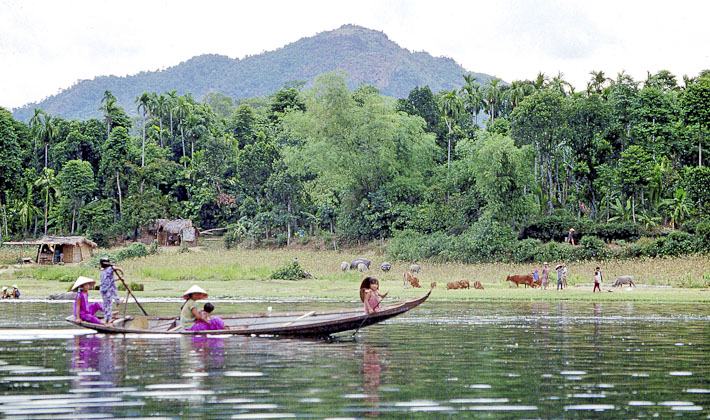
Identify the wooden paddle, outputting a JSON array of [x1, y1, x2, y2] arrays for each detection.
[[116, 271, 148, 316]]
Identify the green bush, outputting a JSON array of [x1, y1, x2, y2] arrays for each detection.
[[118, 282, 144, 291], [90, 242, 156, 267], [520, 216, 642, 242], [270, 261, 307, 280], [510, 238, 542, 263], [576, 236, 614, 260], [535, 241, 574, 262]]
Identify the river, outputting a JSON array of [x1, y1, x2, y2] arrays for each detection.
[[1, 299, 709, 418]]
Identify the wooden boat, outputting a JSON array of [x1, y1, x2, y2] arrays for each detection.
[[65, 291, 431, 337]]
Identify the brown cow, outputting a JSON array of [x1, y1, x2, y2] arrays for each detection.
[[403, 272, 413, 286], [458, 280, 470, 289], [506, 274, 534, 288], [430, 282, 437, 288], [446, 281, 460, 290], [410, 275, 421, 288], [473, 280, 484, 290]]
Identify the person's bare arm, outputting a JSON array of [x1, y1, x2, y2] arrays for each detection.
[[191, 307, 208, 322]]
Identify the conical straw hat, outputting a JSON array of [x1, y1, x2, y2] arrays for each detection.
[[183, 285, 208, 299], [71, 276, 96, 291]]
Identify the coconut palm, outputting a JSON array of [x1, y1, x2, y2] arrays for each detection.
[[136, 92, 151, 167], [482, 78, 503, 123], [438, 89, 463, 170], [36, 113, 56, 169], [460, 75, 484, 127], [99, 90, 118, 138], [34, 167, 59, 235]]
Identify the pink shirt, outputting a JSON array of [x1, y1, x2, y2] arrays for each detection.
[[364, 291, 380, 314]]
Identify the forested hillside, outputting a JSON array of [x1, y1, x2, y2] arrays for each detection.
[[1, 69, 710, 263], [11, 25, 491, 122]]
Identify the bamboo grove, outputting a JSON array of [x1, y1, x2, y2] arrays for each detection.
[[1, 70, 709, 262]]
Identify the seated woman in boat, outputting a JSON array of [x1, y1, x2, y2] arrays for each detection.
[[72, 276, 104, 324], [360, 277, 389, 314], [180, 285, 225, 331]]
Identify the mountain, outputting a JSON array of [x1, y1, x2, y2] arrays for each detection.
[[12, 25, 496, 122]]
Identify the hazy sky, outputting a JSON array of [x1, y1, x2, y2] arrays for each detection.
[[2, 0, 709, 109]]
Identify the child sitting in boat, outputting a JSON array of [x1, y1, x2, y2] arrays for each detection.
[[72, 276, 103, 324], [199, 302, 225, 330], [180, 285, 225, 331], [360, 277, 389, 314]]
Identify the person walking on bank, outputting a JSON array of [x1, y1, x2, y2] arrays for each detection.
[[99, 257, 123, 324], [593, 269, 602, 292], [567, 228, 575, 245]]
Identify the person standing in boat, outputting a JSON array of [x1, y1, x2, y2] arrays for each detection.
[[99, 258, 122, 324], [72, 276, 103, 324], [180, 285, 225, 331], [360, 277, 389, 314]]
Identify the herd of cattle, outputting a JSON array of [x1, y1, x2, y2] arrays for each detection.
[[341, 258, 636, 290], [340, 258, 483, 291]]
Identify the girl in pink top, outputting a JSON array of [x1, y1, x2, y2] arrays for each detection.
[[360, 277, 389, 314]]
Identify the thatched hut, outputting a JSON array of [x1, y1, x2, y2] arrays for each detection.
[[3, 236, 97, 264], [156, 219, 199, 246]]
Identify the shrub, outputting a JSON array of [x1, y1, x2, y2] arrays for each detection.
[[89, 242, 156, 267], [270, 261, 307, 280], [535, 241, 574, 262], [576, 236, 614, 260], [118, 282, 144, 291], [659, 231, 697, 256], [510, 238, 542, 263]]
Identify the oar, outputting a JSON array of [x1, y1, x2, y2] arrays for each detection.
[[282, 310, 316, 327], [116, 271, 148, 316]]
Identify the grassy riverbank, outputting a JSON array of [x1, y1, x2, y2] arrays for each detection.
[[2, 241, 710, 302]]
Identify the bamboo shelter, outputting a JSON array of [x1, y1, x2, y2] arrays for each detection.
[[156, 219, 199, 247], [3, 236, 97, 264]]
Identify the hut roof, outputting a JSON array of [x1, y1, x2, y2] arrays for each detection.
[[2, 235, 98, 248], [162, 219, 195, 234]]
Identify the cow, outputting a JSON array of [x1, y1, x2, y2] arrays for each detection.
[[357, 263, 368, 273], [446, 281, 461, 290], [430, 282, 437, 288], [350, 258, 371, 270], [403, 272, 421, 288], [340, 261, 349, 272], [473, 280, 484, 290], [409, 264, 421, 273], [381, 262, 392, 272], [506, 274, 534, 288], [613, 276, 635, 287], [458, 280, 470, 289]]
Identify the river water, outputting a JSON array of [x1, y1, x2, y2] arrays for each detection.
[[1, 299, 710, 419]]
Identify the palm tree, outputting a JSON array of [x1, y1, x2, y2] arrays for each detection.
[[550, 72, 573, 96], [505, 80, 531, 109], [532, 72, 549, 91], [136, 92, 151, 167], [15, 182, 39, 236], [34, 167, 58, 235], [166, 90, 178, 137], [482, 78, 503, 123], [28, 108, 44, 155], [660, 188, 692, 229], [588, 70, 610, 96], [460, 76, 484, 127], [99, 90, 118, 138], [37, 113, 56, 169], [154, 94, 167, 147], [438, 89, 463, 171], [173, 95, 191, 167]]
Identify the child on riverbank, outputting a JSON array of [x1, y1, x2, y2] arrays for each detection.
[[100, 258, 123, 324], [360, 277, 389, 314], [593, 270, 602, 292]]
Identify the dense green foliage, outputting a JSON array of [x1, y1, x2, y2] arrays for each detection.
[[12, 25, 491, 122], [2, 67, 710, 264]]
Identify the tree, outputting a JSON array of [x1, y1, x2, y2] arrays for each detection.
[[36, 113, 57, 169], [99, 90, 118, 138], [101, 126, 132, 218], [34, 167, 58, 234], [136, 92, 151, 167], [483, 78, 504, 122], [438, 89, 463, 171], [679, 76, 710, 167], [617, 145, 653, 222], [510, 90, 568, 214], [15, 182, 39, 235], [59, 160, 96, 233], [660, 188, 692, 229]]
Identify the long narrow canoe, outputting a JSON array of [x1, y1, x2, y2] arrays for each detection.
[[65, 291, 431, 337]]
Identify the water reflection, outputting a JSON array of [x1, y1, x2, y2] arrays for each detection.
[[362, 345, 382, 417]]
